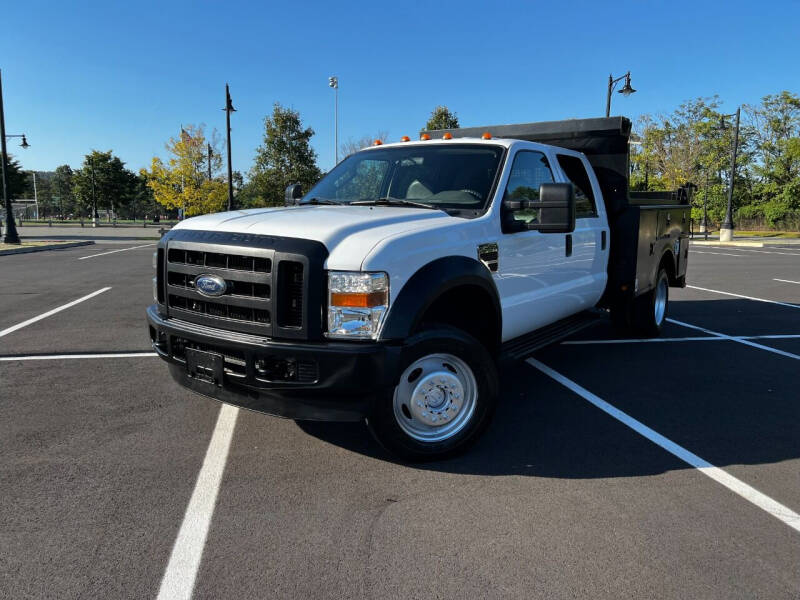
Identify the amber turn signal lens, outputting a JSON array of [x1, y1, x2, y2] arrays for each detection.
[[481, 131, 492, 139], [401, 135, 410, 142], [330, 291, 388, 308], [442, 132, 453, 140], [420, 133, 431, 140]]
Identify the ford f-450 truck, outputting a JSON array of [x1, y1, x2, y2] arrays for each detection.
[[147, 117, 690, 460]]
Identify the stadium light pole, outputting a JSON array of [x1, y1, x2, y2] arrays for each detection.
[[605, 71, 636, 117], [328, 76, 339, 164], [718, 107, 741, 242]]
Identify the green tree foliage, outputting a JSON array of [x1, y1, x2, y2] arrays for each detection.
[[1, 153, 29, 199], [744, 91, 800, 225], [73, 150, 139, 219], [241, 103, 322, 207], [52, 165, 76, 217], [424, 105, 459, 131], [141, 125, 227, 217]]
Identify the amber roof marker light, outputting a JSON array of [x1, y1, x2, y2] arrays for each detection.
[[481, 132, 492, 140], [401, 135, 410, 142], [420, 133, 431, 140], [373, 139, 383, 146], [442, 132, 453, 140]]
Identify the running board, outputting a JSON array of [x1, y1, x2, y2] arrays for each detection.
[[501, 310, 604, 360]]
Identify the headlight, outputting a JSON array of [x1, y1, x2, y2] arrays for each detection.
[[326, 271, 389, 340]]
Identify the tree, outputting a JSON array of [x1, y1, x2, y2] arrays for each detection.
[[243, 103, 322, 207], [424, 105, 459, 131], [1, 153, 29, 199], [340, 132, 388, 158], [52, 165, 75, 218], [73, 150, 139, 219], [744, 91, 800, 225], [141, 124, 228, 217]]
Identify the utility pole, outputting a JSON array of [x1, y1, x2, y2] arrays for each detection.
[[720, 107, 740, 242], [0, 69, 21, 244], [224, 84, 236, 211], [31, 171, 38, 219], [207, 143, 213, 180]]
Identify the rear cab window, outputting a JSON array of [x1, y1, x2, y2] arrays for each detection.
[[555, 153, 598, 219]]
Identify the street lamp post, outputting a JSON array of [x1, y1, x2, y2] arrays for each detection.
[[223, 84, 236, 211], [0, 69, 25, 244], [719, 107, 741, 242], [605, 71, 636, 118], [328, 76, 339, 164]]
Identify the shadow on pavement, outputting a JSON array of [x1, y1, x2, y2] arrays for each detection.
[[298, 298, 800, 477]]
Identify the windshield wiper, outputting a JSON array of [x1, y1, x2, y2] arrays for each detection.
[[351, 197, 440, 210], [300, 197, 342, 206]]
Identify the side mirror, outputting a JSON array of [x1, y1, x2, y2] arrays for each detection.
[[530, 183, 575, 233], [285, 183, 303, 206]]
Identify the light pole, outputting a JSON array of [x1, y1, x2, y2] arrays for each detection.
[[328, 76, 339, 164], [605, 71, 636, 117], [718, 107, 741, 242], [223, 84, 235, 211], [0, 69, 30, 244]]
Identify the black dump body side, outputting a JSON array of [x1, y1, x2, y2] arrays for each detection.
[[426, 117, 691, 305]]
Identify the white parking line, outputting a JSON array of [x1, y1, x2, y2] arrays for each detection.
[[526, 358, 800, 534], [0, 352, 157, 361], [667, 318, 800, 361], [695, 246, 800, 256], [157, 404, 239, 600], [774, 278, 800, 285], [686, 285, 799, 310], [78, 243, 154, 260], [562, 334, 800, 345], [0, 287, 112, 338], [692, 251, 746, 257]]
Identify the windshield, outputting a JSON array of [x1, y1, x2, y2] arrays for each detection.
[[304, 144, 505, 212]]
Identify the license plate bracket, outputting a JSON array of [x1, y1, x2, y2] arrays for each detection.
[[185, 348, 224, 387]]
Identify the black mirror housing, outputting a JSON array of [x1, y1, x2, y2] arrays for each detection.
[[526, 183, 576, 233], [285, 183, 303, 206]]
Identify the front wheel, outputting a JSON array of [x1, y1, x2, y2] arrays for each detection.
[[366, 325, 498, 461]]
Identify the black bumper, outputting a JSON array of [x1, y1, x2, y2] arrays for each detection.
[[146, 305, 399, 421]]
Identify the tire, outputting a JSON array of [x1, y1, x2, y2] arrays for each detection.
[[366, 324, 498, 461], [632, 268, 669, 337]]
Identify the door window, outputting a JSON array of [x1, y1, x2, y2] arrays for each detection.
[[503, 151, 554, 225], [556, 154, 597, 218]]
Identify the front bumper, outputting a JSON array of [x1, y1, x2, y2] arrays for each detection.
[[146, 304, 399, 421]]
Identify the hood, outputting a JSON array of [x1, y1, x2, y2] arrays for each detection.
[[173, 205, 456, 270]]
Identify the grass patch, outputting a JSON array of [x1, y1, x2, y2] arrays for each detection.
[[734, 230, 800, 239]]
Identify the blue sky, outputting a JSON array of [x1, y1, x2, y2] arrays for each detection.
[[2, 0, 798, 175]]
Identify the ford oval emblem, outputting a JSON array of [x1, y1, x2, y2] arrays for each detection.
[[194, 274, 227, 297]]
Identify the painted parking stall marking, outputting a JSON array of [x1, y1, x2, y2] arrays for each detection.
[[686, 285, 800, 310], [667, 318, 800, 361], [0, 352, 157, 361], [157, 404, 239, 600], [774, 278, 800, 286], [526, 358, 800, 534], [0, 287, 112, 338], [78, 243, 155, 260]]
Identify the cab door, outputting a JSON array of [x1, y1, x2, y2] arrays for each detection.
[[494, 149, 572, 340]]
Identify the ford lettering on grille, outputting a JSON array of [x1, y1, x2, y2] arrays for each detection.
[[194, 274, 227, 297]]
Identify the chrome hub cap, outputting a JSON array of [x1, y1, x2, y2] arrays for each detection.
[[393, 353, 477, 442], [654, 276, 668, 326]]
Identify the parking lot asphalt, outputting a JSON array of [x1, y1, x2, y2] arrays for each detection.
[[1, 241, 799, 599]]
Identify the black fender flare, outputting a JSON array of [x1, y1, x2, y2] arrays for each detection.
[[380, 256, 502, 348]]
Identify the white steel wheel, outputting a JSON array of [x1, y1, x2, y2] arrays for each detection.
[[654, 274, 668, 327], [392, 353, 478, 443]]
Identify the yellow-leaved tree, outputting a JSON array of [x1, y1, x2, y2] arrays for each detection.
[[141, 124, 228, 216]]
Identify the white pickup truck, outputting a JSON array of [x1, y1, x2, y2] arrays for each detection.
[[147, 117, 690, 460]]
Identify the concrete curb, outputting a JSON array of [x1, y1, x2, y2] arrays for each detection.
[[0, 240, 95, 256]]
